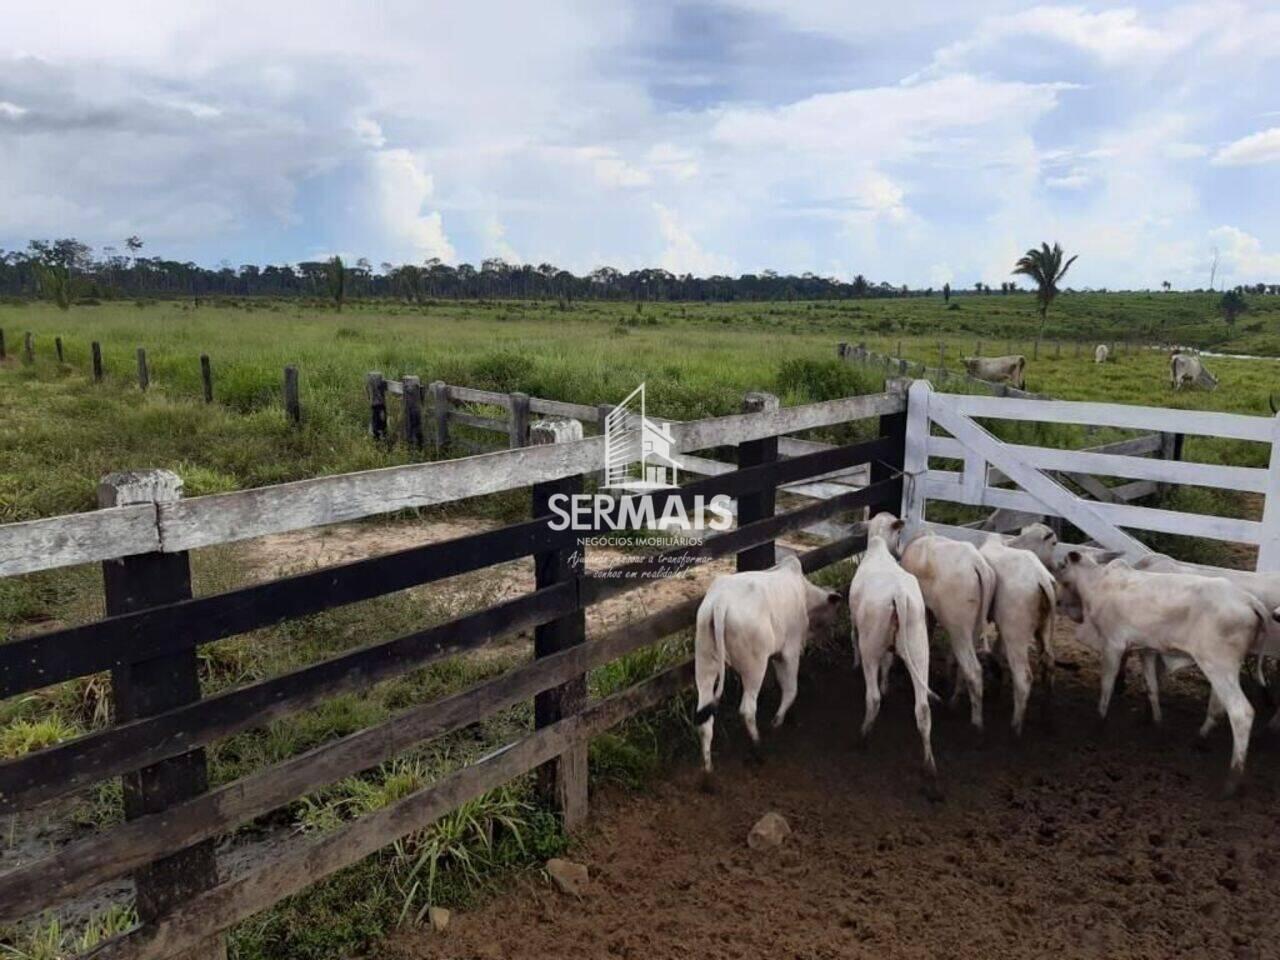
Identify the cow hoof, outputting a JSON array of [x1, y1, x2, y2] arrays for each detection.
[[921, 776, 945, 804], [1193, 735, 1212, 754], [1222, 772, 1246, 800], [745, 743, 765, 767], [699, 772, 718, 795]]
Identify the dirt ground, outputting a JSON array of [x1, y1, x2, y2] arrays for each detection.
[[385, 615, 1280, 960]]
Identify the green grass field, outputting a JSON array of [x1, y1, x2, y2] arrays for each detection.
[[2, 291, 1279, 959]]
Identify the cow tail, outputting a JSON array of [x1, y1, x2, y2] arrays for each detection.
[[974, 560, 996, 652], [693, 601, 728, 725], [894, 589, 939, 702], [1037, 577, 1056, 662], [1251, 601, 1271, 697]]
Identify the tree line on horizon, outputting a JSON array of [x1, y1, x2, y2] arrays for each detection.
[[1, 237, 1276, 308]]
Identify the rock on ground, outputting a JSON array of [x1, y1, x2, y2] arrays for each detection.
[[748, 812, 792, 850], [546, 858, 589, 896]]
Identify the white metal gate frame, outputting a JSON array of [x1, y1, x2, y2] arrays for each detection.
[[900, 379, 1280, 572]]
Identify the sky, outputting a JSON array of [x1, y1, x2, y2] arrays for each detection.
[[1, 1, 1279, 289]]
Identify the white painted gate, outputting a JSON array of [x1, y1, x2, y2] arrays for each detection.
[[901, 380, 1280, 572]]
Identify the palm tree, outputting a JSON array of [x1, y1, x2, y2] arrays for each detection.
[[1012, 242, 1077, 353]]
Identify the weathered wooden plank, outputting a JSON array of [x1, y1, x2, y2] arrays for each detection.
[[0, 584, 578, 811], [0, 505, 159, 578], [0, 393, 901, 571], [449, 410, 510, 432], [199, 355, 213, 404], [527, 397, 599, 421], [944, 392, 1272, 442], [2, 466, 896, 809], [928, 435, 1265, 493], [84, 663, 694, 960], [97, 473, 221, 958], [447, 384, 511, 406], [1, 519, 579, 698], [927, 395, 1150, 558], [0, 597, 702, 921], [737, 392, 780, 571], [91, 341, 103, 382], [922, 471, 1261, 543], [901, 380, 931, 534]]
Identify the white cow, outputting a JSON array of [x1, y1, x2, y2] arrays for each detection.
[[962, 355, 1026, 389], [979, 535, 1057, 736], [1094, 344, 1109, 363], [849, 513, 938, 793], [693, 555, 842, 775], [894, 528, 997, 731], [1170, 352, 1218, 391], [1057, 550, 1272, 794]]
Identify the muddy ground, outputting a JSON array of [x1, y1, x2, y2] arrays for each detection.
[[386, 616, 1280, 960]]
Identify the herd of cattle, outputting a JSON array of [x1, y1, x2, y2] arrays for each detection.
[[693, 517, 1280, 798], [959, 347, 1220, 391]]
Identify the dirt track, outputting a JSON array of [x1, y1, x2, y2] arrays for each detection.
[[387, 617, 1280, 960]]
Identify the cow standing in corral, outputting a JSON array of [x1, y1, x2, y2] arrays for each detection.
[[692, 555, 842, 777], [1056, 550, 1272, 794], [890, 527, 997, 733], [962, 355, 1026, 389], [848, 513, 939, 795], [979, 535, 1057, 736], [1094, 344, 1109, 363], [1170, 351, 1219, 390]]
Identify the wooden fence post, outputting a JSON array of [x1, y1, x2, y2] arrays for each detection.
[[97, 470, 225, 960], [428, 380, 450, 451], [737, 391, 780, 571], [200, 354, 213, 403], [136, 348, 149, 391], [402, 375, 423, 448], [55, 336, 64, 363], [366, 372, 388, 440], [875, 380, 909, 514], [23, 332, 33, 364], [976, 340, 982, 356], [896, 339, 903, 360], [91, 341, 103, 383], [0, 328, 6, 361], [1054, 341, 1061, 359], [530, 423, 588, 827], [509, 391, 530, 448], [284, 365, 301, 425]]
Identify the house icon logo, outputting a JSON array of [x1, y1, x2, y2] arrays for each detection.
[[603, 383, 681, 489]]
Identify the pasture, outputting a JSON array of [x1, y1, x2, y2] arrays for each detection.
[[3, 292, 1280, 960]]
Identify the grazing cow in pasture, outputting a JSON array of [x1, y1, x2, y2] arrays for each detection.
[[962, 355, 1026, 389], [849, 513, 938, 793], [897, 530, 997, 732], [693, 555, 842, 776], [1056, 550, 1272, 794], [979, 535, 1057, 736], [1170, 352, 1218, 391], [1094, 344, 1109, 363]]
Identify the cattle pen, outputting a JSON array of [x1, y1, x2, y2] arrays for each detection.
[[3, 377, 1280, 959]]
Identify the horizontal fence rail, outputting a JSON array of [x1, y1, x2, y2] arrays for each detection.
[[0, 390, 904, 577], [0, 384, 902, 959]]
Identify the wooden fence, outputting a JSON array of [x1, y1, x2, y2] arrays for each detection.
[[1, 328, 302, 424], [0, 388, 905, 959]]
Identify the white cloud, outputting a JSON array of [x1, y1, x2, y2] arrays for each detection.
[[1212, 128, 1280, 167], [0, 101, 27, 117], [1208, 226, 1280, 280], [481, 214, 520, 263], [367, 149, 455, 263], [653, 204, 734, 276], [1045, 168, 1092, 189]]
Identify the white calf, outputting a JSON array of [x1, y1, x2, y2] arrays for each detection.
[[1095, 344, 1109, 363], [979, 535, 1057, 736], [1058, 550, 1270, 793], [693, 555, 841, 774], [849, 514, 937, 788], [897, 529, 996, 731]]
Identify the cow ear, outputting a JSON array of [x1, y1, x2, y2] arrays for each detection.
[[1067, 550, 1081, 563], [891, 519, 904, 530]]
